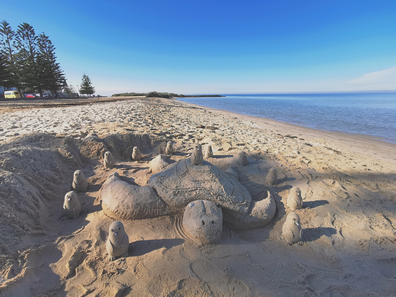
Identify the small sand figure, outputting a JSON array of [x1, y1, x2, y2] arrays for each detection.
[[190, 143, 203, 165], [204, 145, 213, 159], [72, 170, 88, 192], [183, 200, 223, 244], [132, 146, 142, 161], [266, 168, 277, 186], [165, 141, 174, 155], [106, 221, 129, 261], [282, 212, 302, 245], [63, 191, 81, 219], [287, 187, 303, 210], [149, 154, 170, 174], [237, 151, 248, 166], [103, 151, 115, 169]]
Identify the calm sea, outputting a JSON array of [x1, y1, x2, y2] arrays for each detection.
[[178, 93, 396, 144]]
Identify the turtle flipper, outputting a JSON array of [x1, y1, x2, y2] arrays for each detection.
[[227, 190, 276, 230], [101, 172, 173, 220]]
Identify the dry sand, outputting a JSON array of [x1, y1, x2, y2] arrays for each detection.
[[0, 97, 396, 296]]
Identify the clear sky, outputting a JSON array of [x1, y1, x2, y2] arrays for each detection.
[[2, 0, 396, 95]]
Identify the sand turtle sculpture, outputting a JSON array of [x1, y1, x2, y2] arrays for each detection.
[[101, 143, 277, 240]]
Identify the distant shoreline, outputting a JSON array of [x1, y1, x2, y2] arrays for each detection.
[[178, 95, 224, 98]]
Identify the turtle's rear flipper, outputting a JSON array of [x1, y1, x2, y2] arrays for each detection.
[[226, 190, 276, 230]]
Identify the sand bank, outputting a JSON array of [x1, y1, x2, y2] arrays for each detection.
[[0, 97, 395, 296]]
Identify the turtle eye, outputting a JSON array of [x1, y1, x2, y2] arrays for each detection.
[[211, 220, 215, 226], [68, 197, 71, 201], [202, 221, 205, 226]]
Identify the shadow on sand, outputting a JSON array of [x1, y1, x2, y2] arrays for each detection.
[[303, 227, 337, 242], [131, 238, 185, 256], [303, 200, 329, 209]]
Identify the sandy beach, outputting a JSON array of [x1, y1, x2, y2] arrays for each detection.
[[0, 97, 395, 296]]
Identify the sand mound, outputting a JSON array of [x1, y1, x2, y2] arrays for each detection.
[[0, 133, 153, 286]]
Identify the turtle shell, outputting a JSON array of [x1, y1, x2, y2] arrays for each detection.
[[148, 158, 252, 220]]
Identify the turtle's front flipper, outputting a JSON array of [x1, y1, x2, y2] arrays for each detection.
[[101, 172, 172, 220], [227, 190, 276, 230]]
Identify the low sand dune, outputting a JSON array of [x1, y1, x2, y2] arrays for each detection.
[[0, 97, 395, 296]]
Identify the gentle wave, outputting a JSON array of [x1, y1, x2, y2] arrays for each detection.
[[179, 93, 396, 144]]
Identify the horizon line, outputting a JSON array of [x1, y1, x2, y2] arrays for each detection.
[[184, 90, 396, 95]]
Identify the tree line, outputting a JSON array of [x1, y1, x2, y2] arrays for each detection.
[[111, 92, 224, 98], [112, 91, 182, 98], [0, 20, 66, 96]]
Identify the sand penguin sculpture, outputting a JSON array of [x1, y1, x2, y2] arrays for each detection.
[[72, 170, 88, 192], [63, 191, 82, 219], [132, 146, 142, 161], [106, 221, 129, 261], [237, 151, 248, 166], [204, 145, 214, 159], [190, 143, 204, 165], [266, 168, 277, 186], [103, 151, 115, 169], [165, 141, 174, 155], [282, 212, 302, 245], [287, 187, 303, 210]]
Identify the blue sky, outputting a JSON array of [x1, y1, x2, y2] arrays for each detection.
[[2, 0, 396, 95]]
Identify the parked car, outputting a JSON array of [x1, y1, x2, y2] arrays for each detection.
[[42, 93, 50, 98], [25, 94, 35, 98], [35, 93, 41, 97], [4, 90, 21, 98]]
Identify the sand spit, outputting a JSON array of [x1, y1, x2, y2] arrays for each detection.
[[0, 97, 396, 296]]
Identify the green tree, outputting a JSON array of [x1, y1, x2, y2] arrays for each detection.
[[15, 22, 38, 92], [79, 74, 95, 96], [0, 20, 17, 88], [0, 52, 13, 88], [36, 33, 65, 95]]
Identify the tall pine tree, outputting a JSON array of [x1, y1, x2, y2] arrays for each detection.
[[80, 74, 95, 96], [37, 33, 65, 95], [0, 52, 13, 87], [15, 23, 38, 92], [0, 20, 17, 88]]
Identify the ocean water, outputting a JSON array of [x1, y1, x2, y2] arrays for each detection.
[[179, 93, 396, 144]]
